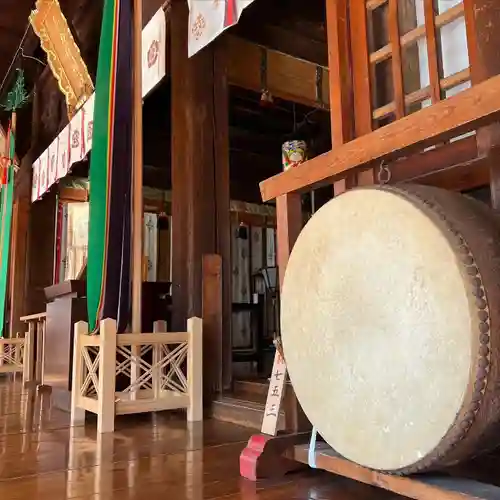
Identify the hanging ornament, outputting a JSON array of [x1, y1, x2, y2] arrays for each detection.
[[259, 48, 274, 108], [282, 140, 308, 172]]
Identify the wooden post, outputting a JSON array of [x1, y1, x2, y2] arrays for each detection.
[[97, 318, 117, 433], [326, 0, 357, 193], [463, 0, 500, 208], [9, 156, 31, 338], [170, 2, 228, 335], [348, 0, 377, 186], [34, 318, 45, 384], [202, 254, 223, 400], [187, 316, 203, 422], [22, 321, 35, 387], [152, 320, 164, 398], [70, 321, 87, 426], [276, 195, 302, 291], [213, 39, 232, 392], [275, 194, 309, 433]]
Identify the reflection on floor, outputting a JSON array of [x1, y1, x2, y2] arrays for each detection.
[[0, 377, 401, 499]]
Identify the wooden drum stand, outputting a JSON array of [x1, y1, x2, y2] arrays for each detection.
[[239, 74, 500, 499]]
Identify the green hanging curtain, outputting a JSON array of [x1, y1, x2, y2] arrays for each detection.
[[87, 0, 132, 332], [0, 126, 14, 338], [0, 69, 28, 338]]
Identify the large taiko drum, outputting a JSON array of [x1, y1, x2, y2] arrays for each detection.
[[281, 184, 500, 475]]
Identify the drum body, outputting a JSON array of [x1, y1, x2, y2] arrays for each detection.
[[281, 184, 500, 474]]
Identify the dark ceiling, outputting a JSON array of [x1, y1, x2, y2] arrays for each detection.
[[0, 0, 35, 97], [143, 81, 331, 203]]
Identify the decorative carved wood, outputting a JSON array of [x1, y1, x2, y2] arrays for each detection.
[[30, 0, 94, 116]]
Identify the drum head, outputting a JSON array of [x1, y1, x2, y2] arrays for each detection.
[[281, 187, 475, 472]]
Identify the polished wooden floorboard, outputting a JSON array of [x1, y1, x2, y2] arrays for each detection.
[[0, 377, 400, 499]]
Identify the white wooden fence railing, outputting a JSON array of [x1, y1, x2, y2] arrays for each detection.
[[71, 317, 203, 433], [0, 313, 46, 385], [0, 336, 24, 375]]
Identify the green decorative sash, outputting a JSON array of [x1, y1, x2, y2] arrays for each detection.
[[0, 128, 14, 337], [87, 0, 132, 332]]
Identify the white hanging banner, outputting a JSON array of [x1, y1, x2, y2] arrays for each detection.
[[38, 150, 49, 199], [82, 92, 95, 157], [47, 138, 59, 188], [57, 125, 70, 180], [69, 107, 85, 166], [142, 9, 167, 97], [31, 8, 169, 203], [188, 0, 256, 57], [31, 159, 40, 203]]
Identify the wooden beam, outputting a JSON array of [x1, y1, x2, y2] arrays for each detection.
[[416, 156, 489, 192], [227, 36, 329, 110], [260, 73, 500, 201], [166, 28, 331, 110], [233, 23, 328, 66], [389, 136, 478, 183]]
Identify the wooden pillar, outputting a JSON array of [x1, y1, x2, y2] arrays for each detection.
[[276, 193, 310, 432], [170, 0, 231, 397], [276, 194, 302, 290], [463, 0, 500, 207], [202, 254, 222, 398], [10, 83, 42, 332], [171, 0, 215, 329], [326, 0, 356, 194], [213, 39, 232, 391], [9, 155, 32, 336]]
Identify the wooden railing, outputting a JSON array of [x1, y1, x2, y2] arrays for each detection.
[[0, 313, 46, 385], [71, 317, 203, 433], [19, 313, 47, 387], [0, 336, 24, 375]]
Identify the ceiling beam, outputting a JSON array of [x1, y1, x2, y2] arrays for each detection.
[[233, 23, 328, 66], [390, 136, 478, 183], [227, 35, 330, 110]]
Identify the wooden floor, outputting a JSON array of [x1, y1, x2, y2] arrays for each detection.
[[0, 377, 401, 499]]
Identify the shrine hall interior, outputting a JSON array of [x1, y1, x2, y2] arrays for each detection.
[[0, 0, 493, 428]]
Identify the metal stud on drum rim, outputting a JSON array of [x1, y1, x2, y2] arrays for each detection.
[[281, 185, 500, 475]]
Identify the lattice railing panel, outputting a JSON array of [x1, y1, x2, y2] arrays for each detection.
[[115, 341, 188, 395], [72, 317, 202, 434], [0, 340, 24, 371], [80, 346, 100, 398]]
